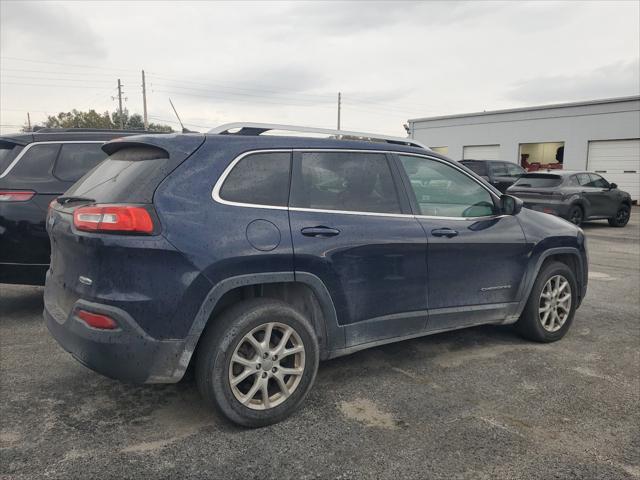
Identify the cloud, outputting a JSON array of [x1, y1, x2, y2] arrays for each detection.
[[0, 2, 106, 59], [224, 64, 330, 96], [284, 1, 505, 34], [506, 58, 640, 104]]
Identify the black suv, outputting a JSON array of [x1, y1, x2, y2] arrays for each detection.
[[460, 159, 526, 193], [0, 129, 145, 285]]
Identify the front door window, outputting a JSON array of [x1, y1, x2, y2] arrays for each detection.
[[398, 155, 497, 218]]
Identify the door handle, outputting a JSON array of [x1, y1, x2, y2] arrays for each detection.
[[301, 226, 340, 238], [431, 228, 458, 238]]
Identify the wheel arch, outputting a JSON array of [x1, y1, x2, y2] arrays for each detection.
[[174, 272, 342, 381], [512, 247, 586, 323], [569, 199, 586, 215]]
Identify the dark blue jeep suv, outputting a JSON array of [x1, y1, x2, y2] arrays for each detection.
[[44, 125, 588, 427]]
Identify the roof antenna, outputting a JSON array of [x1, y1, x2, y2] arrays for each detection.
[[169, 98, 196, 133]]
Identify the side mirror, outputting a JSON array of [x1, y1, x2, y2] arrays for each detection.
[[501, 194, 523, 215], [609, 183, 618, 189]]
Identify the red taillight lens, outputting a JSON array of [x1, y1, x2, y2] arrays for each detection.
[[77, 310, 118, 330], [0, 190, 35, 202], [73, 205, 154, 234]]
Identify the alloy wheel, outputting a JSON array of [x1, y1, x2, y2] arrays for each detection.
[[616, 207, 630, 224], [538, 275, 572, 332], [570, 208, 583, 225], [228, 322, 305, 410]]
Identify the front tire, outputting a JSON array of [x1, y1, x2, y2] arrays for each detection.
[[608, 204, 631, 227], [195, 298, 319, 427], [515, 261, 577, 343]]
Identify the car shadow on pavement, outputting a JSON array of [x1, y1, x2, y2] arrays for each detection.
[[0, 285, 44, 319]]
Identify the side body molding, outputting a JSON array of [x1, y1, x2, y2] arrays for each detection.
[[168, 248, 584, 381]]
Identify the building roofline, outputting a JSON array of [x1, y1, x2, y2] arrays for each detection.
[[408, 95, 640, 123]]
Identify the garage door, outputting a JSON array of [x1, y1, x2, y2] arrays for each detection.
[[588, 139, 640, 201], [463, 145, 500, 160]]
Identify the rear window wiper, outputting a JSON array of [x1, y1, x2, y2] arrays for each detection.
[[56, 195, 95, 205]]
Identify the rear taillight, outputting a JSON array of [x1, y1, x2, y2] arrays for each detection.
[[73, 205, 154, 234], [0, 190, 35, 202], [77, 310, 118, 330]]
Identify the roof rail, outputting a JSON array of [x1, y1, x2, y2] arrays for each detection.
[[33, 128, 151, 134], [209, 122, 429, 150]]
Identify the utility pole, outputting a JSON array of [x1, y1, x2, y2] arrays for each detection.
[[141, 70, 149, 130], [26, 112, 31, 132], [337, 92, 341, 130], [117, 79, 124, 129]]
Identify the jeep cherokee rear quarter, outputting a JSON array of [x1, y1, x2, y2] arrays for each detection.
[[44, 128, 588, 426]]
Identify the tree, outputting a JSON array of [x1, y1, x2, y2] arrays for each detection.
[[44, 109, 113, 129], [25, 109, 173, 132]]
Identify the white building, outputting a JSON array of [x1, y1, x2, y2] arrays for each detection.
[[408, 96, 640, 201]]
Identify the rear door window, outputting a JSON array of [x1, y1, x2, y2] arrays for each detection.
[[0, 142, 23, 175], [219, 152, 291, 207], [576, 173, 591, 186], [53, 143, 106, 182], [7, 144, 60, 180], [290, 151, 401, 214], [490, 162, 508, 176], [506, 163, 525, 177], [461, 161, 487, 176]]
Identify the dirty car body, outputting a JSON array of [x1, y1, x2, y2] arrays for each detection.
[[43, 131, 589, 425]]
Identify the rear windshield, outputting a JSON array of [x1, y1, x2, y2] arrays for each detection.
[[0, 141, 23, 175], [512, 174, 562, 188], [64, 146, 170, 203]]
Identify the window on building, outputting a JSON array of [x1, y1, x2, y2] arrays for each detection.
[[290, 152, 401, 214], [430, 146, 448, 156], [219, 152, 291, 206], [519, 142, 565, 171]]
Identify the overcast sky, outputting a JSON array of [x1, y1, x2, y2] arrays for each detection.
[[1, 1, 639, 136]]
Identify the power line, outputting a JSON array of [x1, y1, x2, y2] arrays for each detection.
[[1, 68, 139, 80], [1, 74, 116, 85], [150, 83, 329, 106], [0, 56, 138, 73], [2, 57, 436, 115], [146, 72, 336, 100], [151, 89, 337, 109], [1, 82, 121, 90]]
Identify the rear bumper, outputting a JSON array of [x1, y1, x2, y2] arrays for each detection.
[[0, 263, 48, 285], [44, 276, 188, 384]]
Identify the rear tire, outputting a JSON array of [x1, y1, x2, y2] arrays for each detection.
[[567, 205, 584, 226], [195, 298, 319, 427], [515, 261, 577, 343], [608, 204, 631, 227]]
